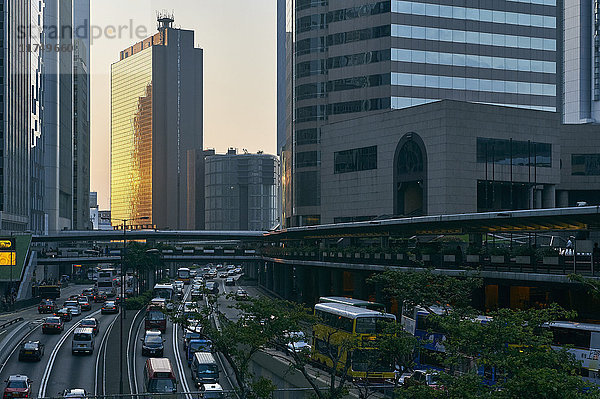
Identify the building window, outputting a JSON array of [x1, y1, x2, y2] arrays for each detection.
[[397, 141, 424, 174], [296, 129, 319, 145], [334, 146, 377, 174], [572, 154, 600, 176], [476, 138, 552, 168], [296, 151, 319, 168]]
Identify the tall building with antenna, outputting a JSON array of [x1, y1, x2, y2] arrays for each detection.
[[111, 14, 204, 230]]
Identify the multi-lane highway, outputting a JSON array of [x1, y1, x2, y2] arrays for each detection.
[[0, 269, 323, 399]]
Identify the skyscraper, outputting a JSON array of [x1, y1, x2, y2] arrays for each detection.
[[562, 0, 600, 123], [279, 0, 559, 227], [110, 16, 204, 230], [0, 0, 43, 234]]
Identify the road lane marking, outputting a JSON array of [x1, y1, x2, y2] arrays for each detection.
[[38, 309, 102, 398], [94, 313, 119, 396], [172, 287, 193, 399], [126, 308, 144, 395]]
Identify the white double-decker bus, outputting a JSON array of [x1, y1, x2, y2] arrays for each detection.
[[548, 321, 600, 385], [96, 268, 118, 297]]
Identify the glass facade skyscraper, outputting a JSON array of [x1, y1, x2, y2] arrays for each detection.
[[110, 18, 204, 230], [279, 0, 558, 227]]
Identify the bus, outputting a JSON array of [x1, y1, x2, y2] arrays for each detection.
[[153, 284, 174, 301], [143, 358, 177, 394], [97, 268, 118, 297], [311, 303, 396, 381], [319, 296, 386, 312], [176, 268, 191, 284], [145, 301, 167, 333], [547, 321, 600, 385]]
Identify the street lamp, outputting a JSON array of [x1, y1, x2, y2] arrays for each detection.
[[119, 216, 149, 396]]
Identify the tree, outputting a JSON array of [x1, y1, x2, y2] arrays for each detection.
[[124, 242, 163, 293], [368, 268, 483, 315], [397, 305, 600, 399]]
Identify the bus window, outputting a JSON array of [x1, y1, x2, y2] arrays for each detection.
[[355, 317, 394, 334]]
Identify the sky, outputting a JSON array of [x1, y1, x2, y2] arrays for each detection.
[[90, 0, 277, 209]]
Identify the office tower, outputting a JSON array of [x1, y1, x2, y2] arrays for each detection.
[[111, 15, 204, 230], [279, 0, 558, 227], [562, 0, 600, 123], [0, 0, 43, 233], [73, 0, 91, 230], [204, 149, 279, 231]]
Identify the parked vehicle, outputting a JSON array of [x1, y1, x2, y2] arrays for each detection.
[[18, 341, 44, 362], [42, 316, 64, 334]]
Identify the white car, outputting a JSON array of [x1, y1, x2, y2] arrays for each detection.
[[63, 300, 81, 316], [62, 389, 87, 399], [286, 331, 311, 353]]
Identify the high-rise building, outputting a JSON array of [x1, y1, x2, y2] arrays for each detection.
[[279, 0, 558, 227], [0, 0, 44, 234], [204, 149, 279, 231], [561, 0, 600, 123], [110, 16, 204, 230], [41, 0, 91, 233]]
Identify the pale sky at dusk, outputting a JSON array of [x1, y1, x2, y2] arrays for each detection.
[[90, 0, 277, 209]]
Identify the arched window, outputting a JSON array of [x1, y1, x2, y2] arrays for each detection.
[[397, 140, 424, 175]]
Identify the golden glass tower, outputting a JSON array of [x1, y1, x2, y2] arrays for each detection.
[[111, 47, 154, 226]]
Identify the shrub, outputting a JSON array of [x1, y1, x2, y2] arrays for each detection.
[[124, 290, 153, 310]]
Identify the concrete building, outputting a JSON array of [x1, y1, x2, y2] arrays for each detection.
[[205, 149, 279, 231], [279, 0, 559, 227], [0, 0, 44, 234], [110, 16, 204, 230], [320, 100, 562, 223]]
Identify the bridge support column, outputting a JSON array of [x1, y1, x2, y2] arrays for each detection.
[[281, 265, 293, 300], [258, 262, 266, 287], [317, 267, 332, 298], [273, 264, 282, 296], [331, 269, 343, 296], [296, 266, 315, 305], [266, 263, 274, 291], [353, 271, 368, 299]]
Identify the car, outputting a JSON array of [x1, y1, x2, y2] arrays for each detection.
[[38, 299, 57, 314], [226, 265, 235, 271], [202, 266, 210, 272], [234, 268, 242, 274], [80, 318, 99, 335], [205, 281, 219, 295], [3, 375, 32, 399], [235, 289, 249, 299], [18, 341, 44, 361], [93, 292, 107, 303], [404, 370, 442, 389], [224, 277, 235, 286], [68, 295, 80, 300], [200, 383, 224, 399], [64, 300, 81, 316], [55, 308, 73, 322], [42, 316, 64, 334], [285, 331, 311, 353], [218, 272, 228, 279], [227, 270, 235, 277], [191, 289, 204, 301], [62, 389, 88, 399], [77, 297, 91, 311], [141, 330, 165, 357], [101, 301, 118, 314], [82, 288, 94, 298]]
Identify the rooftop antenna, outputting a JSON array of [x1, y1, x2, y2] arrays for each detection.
[[157, 10, 174, 32]]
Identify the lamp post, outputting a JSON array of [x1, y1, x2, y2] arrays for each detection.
[[119, 216, 149, 396], [9, 232, 14, 306]]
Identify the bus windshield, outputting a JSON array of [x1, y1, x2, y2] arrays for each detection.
[[97, 282, 113, 288], [356, 316, 395, 334], [154, 289, 172, 300], [147, 310, 166, 321], [178, 269, 191, 278]]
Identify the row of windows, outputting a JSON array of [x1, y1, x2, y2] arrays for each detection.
[[297, 2, 390, 33], [334, 146, 378, 174], [296, 151, 319, 168], [327, 25, 390, 46], [391, 48, 556, 74], [392, 1, 556, 29], [392, 72, 556, 96], [572, 154, 600, 176], [392, 24, 557, 51], [327, 50, 390, 70], [296, 98, 390, 122], [507, 0, 555, 6], [296, 128, 319, 145], [296, 59, 326, 78], [391, 96, 556, 112], [296, 74, 389, 101], [296, 0, 328, 11], [476, 137, 552, 168]]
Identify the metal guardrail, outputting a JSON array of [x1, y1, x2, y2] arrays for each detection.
[[0, 317, 24, 330]]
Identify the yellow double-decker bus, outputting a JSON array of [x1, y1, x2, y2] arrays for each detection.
[[311, 302, 397, 381]]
